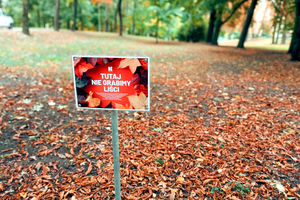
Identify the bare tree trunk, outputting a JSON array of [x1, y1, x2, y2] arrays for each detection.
[[54, 0, 60, 31], [155, 0, 160, 43], [237, 0, 258, 48], [67, 19, 70, 29], [289, 24, 296, 53], [206, 9, 216, 43], [117, 0, 123, 36], [22, 0, 30, 35], [105, 4, 109, 32], [80, 8, 84, 31], [275, 13, 283, 44], [72, 0, 78, 31], [211, 19, 222, 45], [132, 0, 137, 34], [272, 21, 277, 44], [281, 17, 287, 44], [37, 6, 41, 27], [114, 5, 117, 32], [291, 0, 300, 60], [97, 4, 101, 32], [155, 16, 159, 43]]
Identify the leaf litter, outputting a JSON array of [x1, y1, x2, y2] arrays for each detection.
[[0, 30, 299, 199]]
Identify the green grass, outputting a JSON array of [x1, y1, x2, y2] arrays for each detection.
[[220, 38, 290, 51], [246, 44, 289, 51]]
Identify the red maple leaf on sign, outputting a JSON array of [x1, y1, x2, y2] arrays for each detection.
[[134, 84, 148, 97], [138, 58, 148, 70], [75, 60, 94, 79], [84, 58, 136, 109]]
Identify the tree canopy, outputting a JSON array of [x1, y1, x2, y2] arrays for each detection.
[[1, 0, 297, 56]]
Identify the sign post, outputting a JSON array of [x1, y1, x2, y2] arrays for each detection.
[[111, 110, 121, 200], [72, 56, 150, 200]]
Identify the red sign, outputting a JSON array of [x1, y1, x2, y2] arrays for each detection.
[[72, 56, 150, 111]]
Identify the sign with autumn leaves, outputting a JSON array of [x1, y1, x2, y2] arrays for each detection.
[[72, 56, 150, 111]]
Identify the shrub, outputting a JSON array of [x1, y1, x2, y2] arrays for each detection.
[[177, 23, 206, 42]]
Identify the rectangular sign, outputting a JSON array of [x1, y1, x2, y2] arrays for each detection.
[[72, 56, 150, 111]]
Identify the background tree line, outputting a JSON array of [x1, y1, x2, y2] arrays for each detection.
[[2, 0, 300, 60]]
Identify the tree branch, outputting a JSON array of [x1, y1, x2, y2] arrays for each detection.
[[222, 0, 248, 25]]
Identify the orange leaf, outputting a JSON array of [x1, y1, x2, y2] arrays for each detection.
[[85, 162, 93, 176], [86, 91, 100, 108]]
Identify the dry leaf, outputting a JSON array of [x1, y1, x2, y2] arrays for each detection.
[[118, 58, 141, 74], [86, 91, 100, 107], [128, 92, 148, 109]]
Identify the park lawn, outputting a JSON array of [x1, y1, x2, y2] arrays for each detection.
[[219, 38, 290, 51], [0, 30, 299, 199]]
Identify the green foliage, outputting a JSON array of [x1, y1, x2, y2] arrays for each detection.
[[4, 0, 22, 26], [210, 187, 224, 194], [156, 159, 164, 166], [228, 181, 251, 195], [178, 23, 206, 42], [2, 0, 289, 45]]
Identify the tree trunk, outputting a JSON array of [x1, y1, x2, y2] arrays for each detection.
[[132, 0, 136, 34], [97, 4, 101, 32], [289, 24, 296, 53], [206, 9, 216, 43], [117, 0, 123, 36], [37, 7, 41, 27], [155, 16, 159, 43], [105, 4, 109, 32], [281, 17, 287, 44], [114, 5, 117, 32], [272, 21, 277, 44], [211, 0, 247, 46], [54, 0, 60, 31], [67, 19, 70, 29], [237, 0, 258, 48], [155, 0, 160, 43], [72, 0, 78, 31], [291, 0, 300, 60], [211, 19, 222, 45], [22, 0, 30, 35], [275, 13, 283, 44], [80, 8, 84, 31]]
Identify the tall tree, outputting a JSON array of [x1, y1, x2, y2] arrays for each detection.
[[97, 4, 102, 31], [54, 0, 60, 31], [291, 0, 300, 60], [289, 27, 296, 53], [237, 0, 258, 48], [155, 0, 160, 43], [206, 9, 216, 43], [106, 3, 109, 31], [91, 0, 113, 31], [22, 0, 30, 35], [131, 0, 137, 34], [117, 0, 122, 36], [72, 0, 78, 31], [211, 0, 248, 45]]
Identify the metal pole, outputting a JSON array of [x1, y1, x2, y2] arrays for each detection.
[[111, 110, 121, 200]]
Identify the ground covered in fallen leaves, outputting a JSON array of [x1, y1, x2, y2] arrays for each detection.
[[0, 30, 299, 200]]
